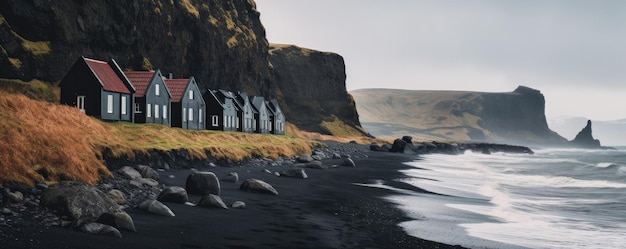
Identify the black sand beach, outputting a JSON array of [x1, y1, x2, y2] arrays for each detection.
[[1, 144, 464, 249]]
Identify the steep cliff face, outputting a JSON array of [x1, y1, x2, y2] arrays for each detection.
[[0, 0, 270, 94], [569, 120, 602, 148], [351, 86, 567, 146], [268, 43, 364, 135]]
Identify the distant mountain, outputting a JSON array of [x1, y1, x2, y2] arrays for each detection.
[[351, 86, 567, 146], [548, 116, 626, 146]]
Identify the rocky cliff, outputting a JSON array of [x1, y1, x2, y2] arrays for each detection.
[[351, 86, 567, 146], [569, 120, 606, 149], [268, 44, 364, 135], [0, 0, 364, 135]]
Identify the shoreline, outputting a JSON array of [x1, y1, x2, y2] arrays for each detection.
[[1, 142, 466, 249]]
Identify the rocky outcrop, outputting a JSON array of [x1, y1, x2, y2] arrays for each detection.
[[186, 171, 220, 196], [240, 178, 278, 195], [569, 120, 614, 149], [268, 44, 365, 135], [40, 181, 120, 222]]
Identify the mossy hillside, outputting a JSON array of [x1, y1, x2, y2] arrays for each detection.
[[0, 91, 329, 186]]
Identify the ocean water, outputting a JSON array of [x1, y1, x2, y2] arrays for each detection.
[[380, 147, 626, 249]]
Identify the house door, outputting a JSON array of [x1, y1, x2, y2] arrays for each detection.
[[76, 96, 85, 113]]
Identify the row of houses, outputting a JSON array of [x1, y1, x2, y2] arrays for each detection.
[[59, 57, 285, 135]]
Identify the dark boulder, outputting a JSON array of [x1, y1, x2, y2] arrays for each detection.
[[96, 211, 136, 232], [41, 181, 120, 222], [186, 172, 220, 196], [280, 168, 308, 179], [157, 186, 188, 204], [402, 136, 413, 144], [197, 194, 228, 209], [389, 139, 407, 153], [240, 179, 279, 195]]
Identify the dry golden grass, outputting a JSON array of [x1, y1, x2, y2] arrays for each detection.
[[0, 92, 373, 186]]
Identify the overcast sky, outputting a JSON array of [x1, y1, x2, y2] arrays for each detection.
[[255, 0, 626, 121]]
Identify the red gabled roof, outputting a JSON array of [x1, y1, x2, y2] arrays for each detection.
[[164, 79, 189, 102], [124, 71, 157, 97], [84, 58, 132, 94]]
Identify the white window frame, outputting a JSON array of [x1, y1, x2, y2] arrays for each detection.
[[155, 105, 160, 119], [147, 104, 151, 117], [189, 108, 193, 121], [163, 105, 167, 119], [155, 84, 160, 96], [236, 117, 240, 129], [212, 115, 219, 127], [134, 103, 142, 113], [76, 96, 85, 113], [121, 96, 127, 115], [107, 94, 113, 114], [189, 90, 194, 100], [199, 109, 203, 123], [183, 108, 187, 121]]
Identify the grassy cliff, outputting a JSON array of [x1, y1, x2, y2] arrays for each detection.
[[0, 92, 370, 186]]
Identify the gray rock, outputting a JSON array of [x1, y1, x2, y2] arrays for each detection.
[[311, 155, 325, 161], [303, 160, 327, 169], [186, 172, 220, 196], [134, 165, 160, 180], [106, 189, 127, 205], [7, 191, 23, 203], [129, 178, 159, 188], [280, 168, 308, 179], [157, 186, 188, 204], [97, 211, 136, 232], [231, 201, 246, 209], [296, 154, 314, 163], [343, 158, 356, 167], [118, 166, 142, 180], [41, 181, 120, 222], [332, 153, 342, 159], [35, 183, 48, 190], [139, 200, 175, 217], [79, 222, 122, 238], [197, 194, 228, 209], [222, 172, 239, 183], [240, 179, 279, 195], [1, 208, 11, 215]]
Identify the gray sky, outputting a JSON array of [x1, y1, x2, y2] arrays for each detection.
[[255, 0, 626, 121]]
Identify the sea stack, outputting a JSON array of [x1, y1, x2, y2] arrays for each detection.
[[569, 120, 602, 148]]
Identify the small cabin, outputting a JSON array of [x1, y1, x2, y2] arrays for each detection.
[[164, 77, 205, 130], [125, 70, 171, 126], [267, 99, 285, 135], [60, 57, 134, 121], [233, 92, 255, 133], [205, 89, 238, 131], [250, 96, 270, 134]]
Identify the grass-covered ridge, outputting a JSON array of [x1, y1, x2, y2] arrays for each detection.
[[0, 91, 370, 186]]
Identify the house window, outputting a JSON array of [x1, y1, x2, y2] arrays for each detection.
[[107, 95, 113, 114], [188, 108, 193, 121], [269, 121, 272, 131], [189, 90, 194, 100], [199, 109, 203, 123], [121, 96, 127, 115], [183, 108, 187, 121], [147, 104, 152, 117], [163, 105, 167, 119], [224, 115, 227, 127], [76, 96, 85, 113], [212, 115, 219, 127], [134, 103, 141, 113], [155, 84, 160, 96], [155, 105, 160, 118], [236, 117, 240, 129]]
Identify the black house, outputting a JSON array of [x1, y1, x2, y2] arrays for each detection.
[[60, 57, 134, 121], [125, 70, 172, 126], [164, 77, 205, 130], [205, 89, 238, 131], [250, 96, 270, 134], [267, 99, 286, 135]]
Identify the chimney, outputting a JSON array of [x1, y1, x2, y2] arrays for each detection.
[[169, 73, 173, 79]]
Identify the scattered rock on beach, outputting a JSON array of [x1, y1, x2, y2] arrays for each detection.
[[139, 200, 175, 217], [186, 172, 221, 196], [296, 155, 314, 163], [134, 165, 160, 180], [343, 158, 356, 167], [157, 186, 188, 204], [129, 178, 159, 188], [197, 194, 228, 209], [79, 222, 122, 238], [6, 191, 24, 203], [222, 172, 239, 183], [240, 179, 279, 195], [107, 189, 127, 205], [280, 168, 308, 179], [97, 211, 136, 232], [231, 201, 246, 209], [293, 160, 327, 170], [118, 166, 142, 180], [41, 181, 120, 222]]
